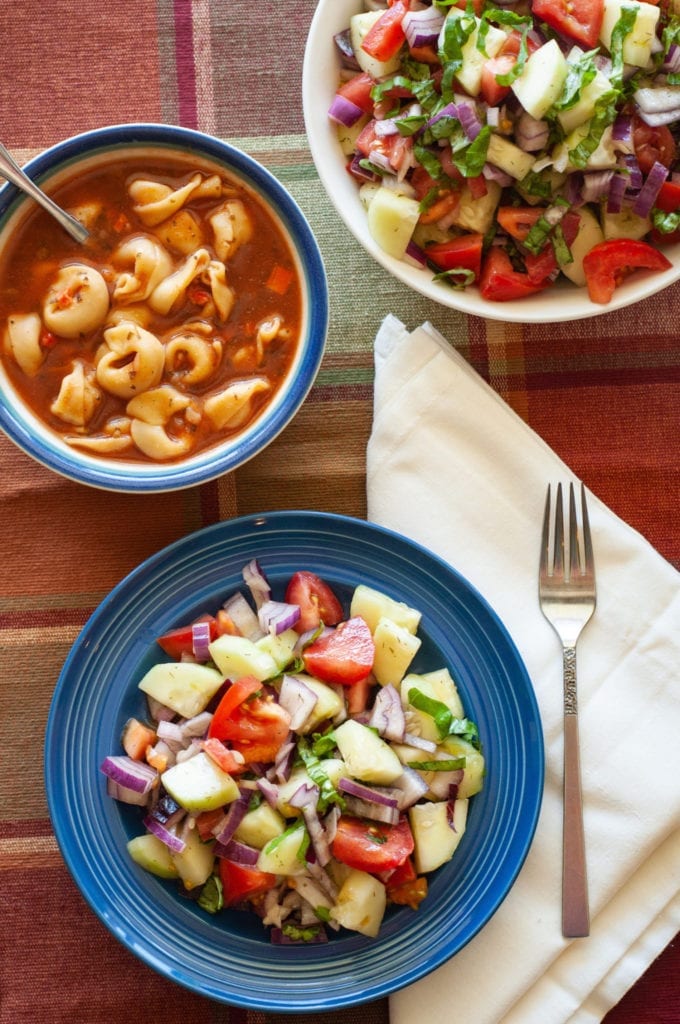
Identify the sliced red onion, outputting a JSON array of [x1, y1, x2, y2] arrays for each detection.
[[146, 695, 176, 723], [221, 591, 263, 640], [333, 29, 360, 70], [191, 619, 212, 661], [622, 153, 643, 192], [258, 599, 301, 636], [633, 160, 669, 216], [156, 719, 186, 753], [456, 101, 482, 141], [145, 739, 175, 771], [242, 558, 271, 609], [180, 711, 213, 739], [348, 152, 379, 182], [612, 112, 633, 146], [328, 93, 365, 128], [662, 43, 680, 75], [338, 777, 400, 807], [106, 777, 149, 806], [405, 238, 428, 267], [427, 767, 464, 800], [257, 776, 280, 808], [147, 793, 184, 827], [323, 804, 340, 845], [143, 814, 186, 853], [515, 111, 549, 152], [100, 755, 158, 794], [482, 162, 514, 187], [368, 684, 405, 742], [607, 172, 628, 213], [215, 840, 260, 866], [403, 6, 444, 48], [279, 675, 318, 731], [289, 783, 331, 867], [402, 732, 437, 753], [486, 105, 500, 128], [175, 738, 203, 764], [374, 118, 400, 137], [272, 736, 296, 783], [390, 766, 429, 809], [636, 108, 680, 127], [581, 169, 614, 203], [213, 791, 251, 845], [634, 85, 680, 115], [343, 795, 400, 824], [446, 800, 459, 832]]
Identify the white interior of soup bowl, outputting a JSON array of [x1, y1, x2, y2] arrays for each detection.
[[302, 0, 680, 323], [0, 124, 328, 491]]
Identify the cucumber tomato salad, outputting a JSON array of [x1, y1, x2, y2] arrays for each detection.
[[329, 0, 680, 303], [101, 561, 484, 943]]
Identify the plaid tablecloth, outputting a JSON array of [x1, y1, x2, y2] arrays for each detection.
[[1, 2, 677, 1022]]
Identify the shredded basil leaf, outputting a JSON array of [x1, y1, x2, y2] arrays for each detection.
[[282, 923, 325, 942], [197, 874, 224, 914], [407, 688, 481, 747], [311, 727, 338, 758], [567, 91, 618, 169], [431, 266, 477, 289], [551, 49, 598, 112], [453, 124, 491, 177], [408, 757, 466, 771], [297, 737, 345, 812], [609, 6, 640, 87], [551, 223, 573, 266], [315, 905, 331, 923], [523, 215, 555, 255], [518, 170, 554, 199], [652, 207, 680, 233]]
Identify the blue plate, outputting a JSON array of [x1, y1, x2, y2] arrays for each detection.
[[45, 512, 544, 1012]]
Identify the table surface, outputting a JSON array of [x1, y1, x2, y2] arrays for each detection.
[[1, 2, 677, 1022]]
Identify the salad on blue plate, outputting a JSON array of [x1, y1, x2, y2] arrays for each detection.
[[329, 0, 680, 303]]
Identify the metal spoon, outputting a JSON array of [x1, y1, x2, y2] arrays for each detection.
[[0, 141, 89, 244]]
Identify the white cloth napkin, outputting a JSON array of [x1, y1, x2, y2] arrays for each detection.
[[368, 315, 680, 1024]]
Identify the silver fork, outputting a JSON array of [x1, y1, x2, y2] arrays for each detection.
[[539, 482, 596, 938]]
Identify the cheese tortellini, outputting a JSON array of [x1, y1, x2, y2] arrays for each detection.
[[0, 162, 300, 464]]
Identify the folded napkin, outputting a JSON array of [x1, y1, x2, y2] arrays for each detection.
[[368, 315, 680, 1024]]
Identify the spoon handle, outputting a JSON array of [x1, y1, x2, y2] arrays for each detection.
[[0, 142, 89, 244]]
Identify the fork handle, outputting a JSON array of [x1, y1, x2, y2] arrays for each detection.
[[562, 645, 590, 937]]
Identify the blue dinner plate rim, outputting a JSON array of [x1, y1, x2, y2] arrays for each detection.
[[0, 124, 328, 493], [44, 511, 544, 1011]]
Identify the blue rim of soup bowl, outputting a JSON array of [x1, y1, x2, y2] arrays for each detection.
[[0, 124, 328, 492]]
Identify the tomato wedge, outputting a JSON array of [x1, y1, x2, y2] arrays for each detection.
[[496, 206, 544, 242], [331, 816, 414, 874], [202, 736, 247, 774], [425, 234, 484, 282], [219, 859, 276, 906], [337, 72, 375, 115], [633, 115, 677, 175], [302, 616, 375, 685], [361, 0, 409, 62], [479, 248, 551, 301], [156, 614, 217, 659], [582, 239, 672, 304], [284, 571, 344, 632], [215, 696, 292, 763], [207, 676, 263, 739], [532, 0, 604, 48]]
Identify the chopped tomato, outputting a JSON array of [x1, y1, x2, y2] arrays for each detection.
[[331, 816, 414, 874], [121, 717, 157, 761], [361, 0, 409, 62], [633, 115, 677, 175], [466, 174, 488, 200], [653, 180, 680, 213], [284, 570, 344, 632], [582, 238, 672, 304], [302, 616, 375, 686], [337, 71, 375, 115], [216, 696, 292, 763], [219, 859, 276, 906], [354, 120, 412, 175], [453, 0, 485, 12], [202, 736, 247, 774], [479, 247, 551, 301], [532, 0, 604, 48], [345, 674, 374, 715], [156, 614, 218, 659], [385, 857, 428, 909], [480, 31, 540, 107], [418, 190, 460, 224], [496, 206, 544, 242], [207, 676, 265, 740], [266, 264, 294, 295], [194, 806, 226, 841], [425, 234, 484, 282], [40, 328, 57, 349]]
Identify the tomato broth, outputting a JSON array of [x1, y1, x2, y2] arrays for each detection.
[[0, 156, 302, 463]]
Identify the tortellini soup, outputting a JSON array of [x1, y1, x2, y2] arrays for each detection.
[[0, 157, 302, 462]]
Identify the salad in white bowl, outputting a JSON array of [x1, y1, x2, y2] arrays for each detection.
[[306, 0, 680, 314]]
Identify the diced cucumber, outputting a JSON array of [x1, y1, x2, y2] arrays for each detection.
[[400, 668, 465, 742], [366, 186, 421, 260], [334, 719, 403, 784], [451, 180, 501, 234], [257, 823, 308, 876], [441, 9, 506, 97], [599, 0, 660, 68], [350, 11, 403, 79], [337, 115, 369, 157], [511, 39, 568, 120], [559, 205, 605, 286], [391, 742, 467, 800], [208, 634, 278, 681], [137, 661, 224, 718], [255, 628, 298, 672], [601, 205, 650, 241], [234, 802, 286, 849], [161, 751, 240, 813], [441, 736, 486, 798], [486, 134, 536, 182], [557, 63, 613, 135], [290, 675, 345, 733], [170, 826, 215, 890], [127, 832, 179, 879], [372, 616, 421, 687], [552, 124, 618, 174], [350, 584, 421, 635], [409, 798, 469, 873], [331, 868, 386, 937]]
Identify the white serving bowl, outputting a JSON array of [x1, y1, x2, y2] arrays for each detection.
[[302, 0, 680, 323], [0, 123, 328, 491]]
